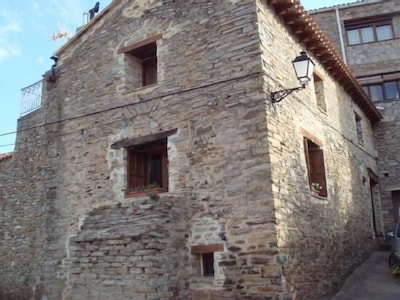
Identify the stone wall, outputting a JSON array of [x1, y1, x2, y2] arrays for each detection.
[[375, 116, 400, 230], [1, 0, 283, 299], [311, 0, 400, 75], [259, 1, 380, 298], [0, 74, 73, 298], [63, 194, 197, 300], [0, 0, 383, 299], [311, 0, 400, 232]]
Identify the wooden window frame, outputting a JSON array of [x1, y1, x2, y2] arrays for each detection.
[[127, 139, 168, 193], [304, 137, 327, 197], [191, 244, 223, 278], [127, 43, 157, 87], [119, 35, 161, 88], [111, 129, 177, 197]]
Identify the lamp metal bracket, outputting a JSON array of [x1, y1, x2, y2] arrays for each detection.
[[271, 84, 306, 103]]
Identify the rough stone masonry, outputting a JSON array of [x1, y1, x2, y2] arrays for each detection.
[[0, 0, 382, 299]]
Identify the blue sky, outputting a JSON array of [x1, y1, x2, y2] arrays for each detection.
[[0, 0, 352, 154]]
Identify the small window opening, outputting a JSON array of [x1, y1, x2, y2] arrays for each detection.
[[202, 253, 215, 277], [127, 139, 167, 192], [313, 73, 326, 111], [304, 137, 327, 197], [345, 18, 393, 45], [191, 243, 223, 278], [127, 42, 157, 87], [119, 35, 161, 92], [363, 80, 400, 101]]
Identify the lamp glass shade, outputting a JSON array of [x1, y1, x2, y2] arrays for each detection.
[[292, 51, 315, 85]]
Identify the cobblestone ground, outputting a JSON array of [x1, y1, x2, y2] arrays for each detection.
[[332, 251, 400, 300]]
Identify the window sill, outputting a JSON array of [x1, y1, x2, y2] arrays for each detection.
[[122, 83, 158, 97], [310, 192, 327, 199], [191, 276, 215, 284], [125, 187, 166, 198], [347, 38, 397, 47], [190, 276, 225, 290], [311, 190, 320, 196]]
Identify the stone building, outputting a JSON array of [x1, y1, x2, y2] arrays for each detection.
[[310, 0, 400, 232], [0, 0, 383, 299]]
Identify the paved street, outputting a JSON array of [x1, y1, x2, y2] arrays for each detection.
[[332, 251, 400, 300]]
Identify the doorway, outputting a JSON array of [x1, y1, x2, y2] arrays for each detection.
[[392, 190, 400, 223]]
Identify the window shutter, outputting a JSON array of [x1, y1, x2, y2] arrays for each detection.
[[161, 152, 168, 190], [143, 57, 157, 86], [304, 138, 311, 185], [128, 150, 145, 188], [309, 148, 327, 197], [202, 253, 215, 277]]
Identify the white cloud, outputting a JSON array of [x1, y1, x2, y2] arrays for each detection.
[[46, 1, 112, 31], [0, 10, 22, 35], [30, 0, 88, 42], [0, 48, 8, 61], [31, 0, 44, 17], [48, 0, 87, 29], [8, 44, 20, 56], [0, 42, 21, 62], [0, 10, 22, 63], [0, 39, 21, 62], [32, 1, 112, 42]]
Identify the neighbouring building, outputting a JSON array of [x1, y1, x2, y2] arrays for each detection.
[[0, 0, 383, 299], [310, 0, 400, 233]]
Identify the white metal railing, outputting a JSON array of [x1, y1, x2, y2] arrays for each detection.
[[20, 80, 43, 116]]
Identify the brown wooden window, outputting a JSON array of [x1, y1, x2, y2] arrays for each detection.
[[119, 35, 161, 90], [304, 138, 327, 197], [128, 42, 157, 87], [127, 139, 167, 192], [191, 244, 223, 278]]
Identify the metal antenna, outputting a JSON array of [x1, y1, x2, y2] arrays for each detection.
[[49, 22, 71, 42]]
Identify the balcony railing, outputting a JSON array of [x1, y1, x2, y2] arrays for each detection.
[[20, 80, 42, 116]]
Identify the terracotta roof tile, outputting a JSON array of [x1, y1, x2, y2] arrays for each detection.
[[268, 0, 382, 123]]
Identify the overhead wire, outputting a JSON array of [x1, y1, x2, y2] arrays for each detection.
[[0, 71, 264, 148], [0, 70, 378, 161]]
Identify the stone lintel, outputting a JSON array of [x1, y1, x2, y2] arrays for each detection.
[[191, 243, 224, 254]]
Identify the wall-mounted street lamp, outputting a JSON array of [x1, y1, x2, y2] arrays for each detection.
[[271, 51, 315, 103]]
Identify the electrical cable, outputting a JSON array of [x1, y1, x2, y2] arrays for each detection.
[[0, 71, 263, 146], [0, 70, 379, 161]]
